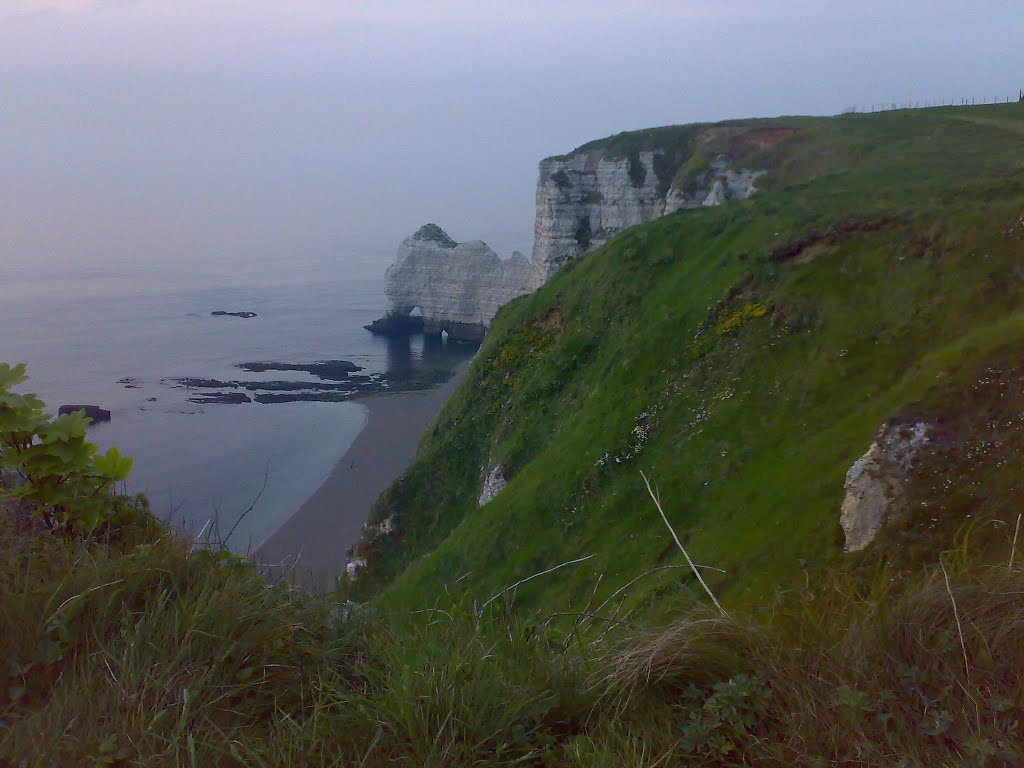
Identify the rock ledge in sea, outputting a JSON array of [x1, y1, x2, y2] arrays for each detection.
[[58, 405, 112, 424], [211, 311, 258, 318], [236, 360, 362, 381], [188, 392, 252, 405]]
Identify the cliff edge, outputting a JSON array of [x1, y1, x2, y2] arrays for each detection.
[[530, 123, 785, 283], [369, 123, 782, 340]]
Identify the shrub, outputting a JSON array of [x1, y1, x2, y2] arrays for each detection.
[[575, 216, 592, 250], [0, 363, 136, 535], [627, 152, 647, 187], [551, 169, 573, 189], [678, 673, 772, 759]]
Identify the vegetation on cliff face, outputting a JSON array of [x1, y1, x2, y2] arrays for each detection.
[[351, 103, 1024, 616], [6, 493, 1024, 765], [7, 104, 1024, 765]]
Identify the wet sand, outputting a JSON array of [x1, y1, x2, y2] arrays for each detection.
[[256, 366, 466, 590]]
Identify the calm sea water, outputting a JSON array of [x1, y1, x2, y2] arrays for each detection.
[[1, 253, 472, 551]]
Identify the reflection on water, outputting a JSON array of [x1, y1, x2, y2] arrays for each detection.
[[385, 333, 479, 385]]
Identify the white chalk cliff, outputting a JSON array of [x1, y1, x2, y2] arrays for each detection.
[[367, 224, 532, 341], [530, 151, 763, 285], [369, 124, 775, 338]]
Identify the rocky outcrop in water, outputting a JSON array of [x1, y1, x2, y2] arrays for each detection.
[[237, 361, 362, 380], [367, 224, 532, 342], [58, 405, 111, 424], [364, 314, 425, 336], [167, 374, 387, 404], [189, 392, 252, 405]]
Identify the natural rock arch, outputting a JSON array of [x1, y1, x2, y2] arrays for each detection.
[[365, 224, 532, 342]]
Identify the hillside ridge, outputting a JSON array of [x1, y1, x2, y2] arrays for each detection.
[[345, 104, 1024, 615]]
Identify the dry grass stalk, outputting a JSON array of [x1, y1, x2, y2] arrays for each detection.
[[640, 470, 727, 617], [940, 559, 971, 683], [1010, 512, 1022, 574], [479, 554, 595, 613], [588, 563, 725, 631], [564, 573, 604, 650]]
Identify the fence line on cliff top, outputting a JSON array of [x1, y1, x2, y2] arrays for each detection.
[[841, 94, 1021, 114]]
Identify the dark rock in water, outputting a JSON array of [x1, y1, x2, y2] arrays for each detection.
[[251, 376, 392, 403], [211, 311, 257, 318], [365, 313, 485, 342], [168, 370, 394, 405], [236, 360, 363, 381], [255, 392, 347, 404], [254, 388, 384, 404], [187, 392, 252, 405], [238, 380, 355, 392], [170, 377, 363, 392], [58, 405, 111, 424], [168, 377, 238, 389], [147, 397, 157, 402], [117, 377, 142, 389], [364, 314, 426, 337]]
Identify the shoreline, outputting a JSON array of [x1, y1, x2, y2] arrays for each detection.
[[256, 363, 468, 590]]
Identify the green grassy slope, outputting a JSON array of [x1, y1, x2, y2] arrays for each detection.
[[350, 104, 1024, 614], [10, 520, 1024, 765]]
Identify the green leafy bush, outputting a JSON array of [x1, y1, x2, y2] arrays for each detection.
[[678, 674, 771, 759], [551, 169, 572, 189], [626, 151, 646, 187], [0, 363, 135, 534], [575, 215, 592, 250]]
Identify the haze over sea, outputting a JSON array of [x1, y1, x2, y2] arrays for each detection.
[[1, 250, 474, 552]]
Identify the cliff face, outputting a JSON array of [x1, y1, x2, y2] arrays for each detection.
[[530, 134, 768, 285], [367, 224, 531, 342], [530, 151, 665, 285], [369, 124, 782, 338]]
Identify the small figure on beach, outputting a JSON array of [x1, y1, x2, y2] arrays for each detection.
[[349, 459, 357, 470]]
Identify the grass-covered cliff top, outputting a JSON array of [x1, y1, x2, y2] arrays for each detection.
[[548, 117, 809, 195]]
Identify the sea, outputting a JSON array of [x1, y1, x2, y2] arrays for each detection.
[[0, 251, 475, 552]]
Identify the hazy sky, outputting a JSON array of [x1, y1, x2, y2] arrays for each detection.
[[1, 1, 1020, 284]]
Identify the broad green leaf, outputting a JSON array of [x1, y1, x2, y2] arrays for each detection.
[[94, 447, 133, 481], [0, 362, 137, 535], [42, 413, 89, 442], [0, 363, 28, 390]]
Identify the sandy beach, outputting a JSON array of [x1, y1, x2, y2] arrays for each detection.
[[257, 365, 467, 590]]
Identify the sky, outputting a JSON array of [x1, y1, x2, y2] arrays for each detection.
[[1, 1, 1020, 287]]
